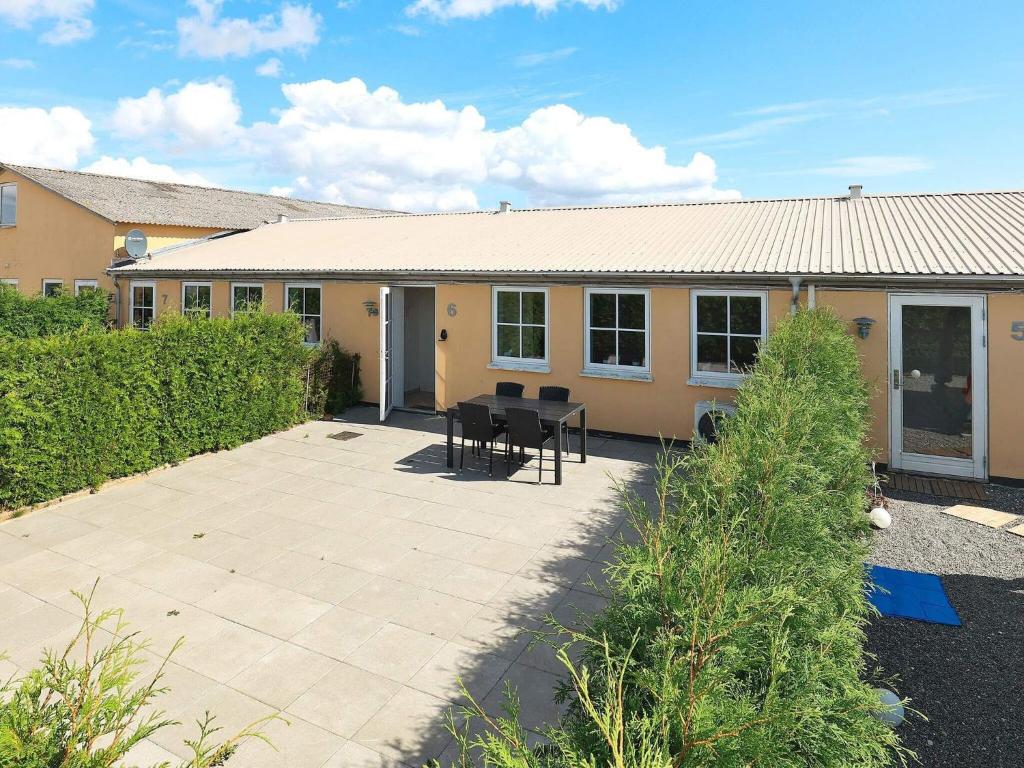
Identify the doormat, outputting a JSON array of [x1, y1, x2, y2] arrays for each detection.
[[868, 564, 961, 626], [886, 472, 986, 501], [327, 431, 363, 441]]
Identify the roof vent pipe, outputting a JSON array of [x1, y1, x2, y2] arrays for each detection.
[[498, 201, 511, 214], [848, 184, 863, 199], [277, 214, 290, 224]]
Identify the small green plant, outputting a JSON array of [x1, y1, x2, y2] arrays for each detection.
[[0, 285, 110, 339], [0, 582, 277, 767], [304, 338, 362, 417]]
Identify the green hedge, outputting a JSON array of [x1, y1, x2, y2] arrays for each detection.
[[451, 309, 906, 767], [305, 338, 363, 417], [0, 284, 110, 339], [0, 312, 310, 509]]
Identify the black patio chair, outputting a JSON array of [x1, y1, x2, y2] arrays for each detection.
[[505, 406, 556, 484], [495, 381, 525, 398], [539, 385, 571, 456], [457, 401, 507, 477]]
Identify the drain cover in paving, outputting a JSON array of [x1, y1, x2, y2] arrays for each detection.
[[328, 431, 363, 441]]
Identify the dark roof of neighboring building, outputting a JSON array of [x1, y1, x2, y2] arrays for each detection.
[[1, 163, 391, 229]]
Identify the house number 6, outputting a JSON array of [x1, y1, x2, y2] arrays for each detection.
[[1012, 321, 1024, 341]]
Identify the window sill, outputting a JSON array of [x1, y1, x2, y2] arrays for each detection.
[[687, 375, 744, 390], [580, 367, 653, 382], [488, 360, 551, 374]]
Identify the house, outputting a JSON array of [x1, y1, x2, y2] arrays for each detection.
[[0, 163, 387, 297], [108, 186, 1024, 482]]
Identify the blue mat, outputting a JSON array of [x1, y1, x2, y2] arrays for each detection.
[[868, 565, 961, 626]]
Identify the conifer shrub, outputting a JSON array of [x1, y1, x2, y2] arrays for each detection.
[[0, 312, 309, 509], [448, 309, 907, 767], [0, 284, 110, 339], [304, 338, 363, 417]]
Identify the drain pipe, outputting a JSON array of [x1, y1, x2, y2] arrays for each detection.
[[788, 276, 803, 315], [112, 275, 121, 327]]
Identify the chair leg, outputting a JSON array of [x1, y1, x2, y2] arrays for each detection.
[[488, 440, 494, 476], [459, 436, 465, 470], [538, 446, 543, 484]]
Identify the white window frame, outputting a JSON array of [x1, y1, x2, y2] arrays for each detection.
[[0, 183, 16, 227], [42, 279, 63, 297], [181, 281, 213, 319], [284, 281, 323, 346], [129, 280, 156, 329], [231, 282, 265, 316], [0, 279, 18, 288], [490, 285, 550, 373], [689, 288, 768, 388], [74, 279, 99, 295], [582, 287, 652, 380]]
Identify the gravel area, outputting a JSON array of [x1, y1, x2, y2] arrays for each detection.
[[866, 485, 1024, 767]]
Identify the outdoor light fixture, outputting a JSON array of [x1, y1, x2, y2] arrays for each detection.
[[363, 300, 379, 317], [853, 316, 875, 339]]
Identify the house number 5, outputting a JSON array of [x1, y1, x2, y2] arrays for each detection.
[[1012, 321, 1024, 341]]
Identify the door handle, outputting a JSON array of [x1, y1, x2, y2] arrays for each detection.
[[892, 369, 902, 390]]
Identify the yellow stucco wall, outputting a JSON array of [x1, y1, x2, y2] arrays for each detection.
[[113, 222, 222, 259]]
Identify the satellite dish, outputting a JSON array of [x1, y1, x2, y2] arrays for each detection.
[[124, 229, 148, 260]]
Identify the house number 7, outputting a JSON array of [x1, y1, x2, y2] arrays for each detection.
[[1012, 321, 1024, 341]]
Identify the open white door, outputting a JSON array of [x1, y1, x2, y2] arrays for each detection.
[[379, 286, 393, 422], [889, 294, 987, 479]]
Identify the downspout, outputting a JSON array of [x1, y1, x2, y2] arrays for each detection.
[[807, 283, 816, 309], [112, 275, 121, 327], [788, 276, 803, 315]]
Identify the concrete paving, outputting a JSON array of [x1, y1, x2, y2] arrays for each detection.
[[0, 407, 658, 767]]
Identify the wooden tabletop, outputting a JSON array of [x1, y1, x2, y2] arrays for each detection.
[[449, 394, 584, 423]]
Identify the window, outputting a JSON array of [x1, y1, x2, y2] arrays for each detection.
[[492, 286, 548, 369], [182, 282, 212, 318], [0, 184, 16, 227], [690, 289, 767, 386], [130, 281, 156, 329], [74, 279, 99, 295], [285, 283, 321, 344], [0, 279, 18, 289], [231, 282, 264, 315], [42, 279, 63, 297], [584, 288, 651, 377]]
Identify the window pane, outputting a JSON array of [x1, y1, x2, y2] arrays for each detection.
[[232, 287, 246, 311], [730, 336, 759, 373], [44, 282, 62, 297], [1, 185, 16, 226], [590, 293, 615, 328], [730, 296, 762, 335], [521, 326, 545, 359], [496, 325, 520, 358], [521, 291, 545, 324], [199, 286, 211, 309], [589, 329, 617, 365], [696, 295, 727, 333], [618, 330, 646, 367], [496, 291, 520, 323], [304, 317, 321, 344], [133, 286, 149, 306], [618, 294, 645, 329], [304, 287, 320, 314], [696, 334, 728, 372], [287, 287, 303, 313]]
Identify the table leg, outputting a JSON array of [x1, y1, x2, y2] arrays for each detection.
[[580, 407, 587, 463], [554, 420, 563, 485], [446, 410, 455, 469]]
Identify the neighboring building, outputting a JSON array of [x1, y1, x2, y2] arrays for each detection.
[[109, 187, 1024, 482], [0, 163, 386, 297]]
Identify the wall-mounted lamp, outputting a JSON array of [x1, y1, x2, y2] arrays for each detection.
[[438, 328, 448, 342], [853, 316, 875, 339], [363, 300, 379, 317]]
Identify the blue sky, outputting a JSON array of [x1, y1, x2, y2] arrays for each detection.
[[2, 0, 1022, 210]]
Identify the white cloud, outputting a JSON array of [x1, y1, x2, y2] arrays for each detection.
[[177, 0, 320, 59], [0, 0, 94, 44], [0, 105, 94, 167], [800, 155, 932, 177], [269, 185, 294, 196], [256, 57, 283, 77], [407, 0, 618, 20], [81, 156, 214, 186], [246, 77, 735, 211], [111, 79, 242, 149], [514, 46, 577, 68], [0, 58, 36, 68]]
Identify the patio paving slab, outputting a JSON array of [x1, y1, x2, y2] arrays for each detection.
[[0, 408, 655, 766], [943, 504, 1019, 528]]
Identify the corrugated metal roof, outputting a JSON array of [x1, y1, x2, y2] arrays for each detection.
[[2, 163, 391, 229], [109, 190, 1024, 279]]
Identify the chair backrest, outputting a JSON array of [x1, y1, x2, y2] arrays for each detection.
[[495, 381, 525, 398], [504, 406, 545, 449], [458, 401, 495, 442], [538, 386, 570, 402]]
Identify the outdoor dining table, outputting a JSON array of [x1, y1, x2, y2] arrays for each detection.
[[445, 394, 587, 485]]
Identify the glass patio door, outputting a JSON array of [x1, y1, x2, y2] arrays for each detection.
[[888, 294, 987, 479], [379, 286, 393, 422]]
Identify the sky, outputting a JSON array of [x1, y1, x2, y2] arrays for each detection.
[[1, 0, 1022, 212]]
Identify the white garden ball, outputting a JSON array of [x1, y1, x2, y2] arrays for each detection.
[[869, 506, 892, 529], [873, 688, 905, 727]]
